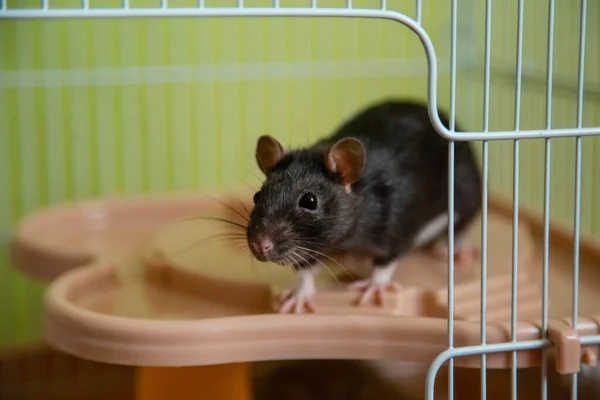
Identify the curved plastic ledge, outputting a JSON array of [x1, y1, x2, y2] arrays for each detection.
[[10, 192, 233, 280], [42, 262, 555, 368], [12, 190, 600, 369]]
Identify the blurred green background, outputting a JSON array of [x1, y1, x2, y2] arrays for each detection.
[[0, 0, 598, 348]]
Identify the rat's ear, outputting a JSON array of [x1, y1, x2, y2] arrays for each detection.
[[325, 137, 365, 191], [256, 135, 286, 174]]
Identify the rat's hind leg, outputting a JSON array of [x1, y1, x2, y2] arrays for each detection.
[[412, 211, 478, 265], [279, 267, 319, 314], [412, 211, 458, 248], [430, 205, 481, 266], [347, 259, 401, 306], [434, 156, 483, 266], [432, 233, 480, 265]]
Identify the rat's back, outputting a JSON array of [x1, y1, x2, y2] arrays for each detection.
[[328, 99, 453, 167], [321, 99, 481, 254]]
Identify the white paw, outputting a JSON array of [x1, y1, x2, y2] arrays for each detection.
[[347, 279, 401, 306], [279, 287, 316, 313], [278, 268, 317, 314]]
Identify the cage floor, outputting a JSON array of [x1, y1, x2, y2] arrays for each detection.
[[10, 190, 600, 373]]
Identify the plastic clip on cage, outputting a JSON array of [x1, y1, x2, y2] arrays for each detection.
[[2, 0, 600, 399]]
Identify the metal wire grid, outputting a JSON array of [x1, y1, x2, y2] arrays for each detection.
[[2, 1, 600, 400], [427, 1, 599, 400], [1, 2, 599, 138]]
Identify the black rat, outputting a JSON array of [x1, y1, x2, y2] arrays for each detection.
[[246, 99, 482, 313]]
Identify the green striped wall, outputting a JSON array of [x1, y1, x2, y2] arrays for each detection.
[[465, 0, 600, 235], [0, 0, 598, 347]]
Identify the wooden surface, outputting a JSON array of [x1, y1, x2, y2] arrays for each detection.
[[0, 344, 134, 400], [135, 364, 251, 400]]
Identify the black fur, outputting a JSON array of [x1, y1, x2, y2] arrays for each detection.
[[247, 99, 482, 271]]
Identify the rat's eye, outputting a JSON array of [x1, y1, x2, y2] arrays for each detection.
[[298, 192, 318, 210], [253, 192, 261, 204]]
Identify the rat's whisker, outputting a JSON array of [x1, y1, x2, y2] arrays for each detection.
[[206, 194, 250, 223], [174, 233, 246, 255], [228, 241, 249, 246], [291, 251, 311, 270], [203, 234, 248, 243], [290, 251, 309, 270], [235, 246, 252, 255], [224, 170, 258, 193], [219, 187, 253, 220], [297, 241, 359, 275], [232, 242, 250, 250], [249, 254, 256, 275], [286, 255, 296, 267], [179, 236, 241, 253], [212, 171, 256, 219], [296, 239, 361, 263], [207, 231, 246, 237], [227, 243, 249, 249], [165, 215, 248, 232], [193, 232, 246, 243], [249, 254, 262, 278], [231, 245, 251, 252], [281, 256, 292, 268], [196, 216, 248, 231], [295, 249, 341, 287], [245, 168, 263, 185], [232, 193, 252, 219], [294, 237, 350, 253], [288, 253, 301, 269], [295, 245, 351, 277]]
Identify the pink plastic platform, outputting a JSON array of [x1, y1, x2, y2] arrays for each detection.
[[9, 189, 600, 375]]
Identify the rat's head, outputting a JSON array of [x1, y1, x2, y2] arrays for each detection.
[[247, 135, 365, 265]]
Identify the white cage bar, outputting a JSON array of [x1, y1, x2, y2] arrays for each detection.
[[2, 7, 600, 143]]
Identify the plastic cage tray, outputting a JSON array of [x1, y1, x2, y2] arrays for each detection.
[[9, 190, 600, 371]]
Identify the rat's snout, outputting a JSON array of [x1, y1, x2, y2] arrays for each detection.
[[251, 234, 274, 256]]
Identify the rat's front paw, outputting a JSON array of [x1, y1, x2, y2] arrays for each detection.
[[278, 268, 318, 314], [278, 287, 316, 314], [347, 279, 401, 306]]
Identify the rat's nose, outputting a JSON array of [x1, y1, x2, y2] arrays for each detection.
[[251, 236, 273, 255]]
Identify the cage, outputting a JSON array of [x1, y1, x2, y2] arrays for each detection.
[[1, 0, 600, 399]]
